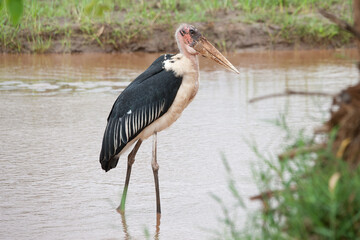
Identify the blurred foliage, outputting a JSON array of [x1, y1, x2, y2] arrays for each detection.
[[212, 116, 360, 239], [0, 0, 354, 52], [253, 128, 360, 239], [2, 0, 23, 25], [84, 0, 111, 17]]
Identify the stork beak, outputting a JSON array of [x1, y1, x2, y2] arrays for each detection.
[[193, 36, 239, 74]]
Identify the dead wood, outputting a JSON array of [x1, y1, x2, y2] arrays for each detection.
[[318, 8, 360, 41], [249, 89, 334, 104], [250, 186, 297, 202], [326, 84, 360, 165], [278, 144, 326, 161]]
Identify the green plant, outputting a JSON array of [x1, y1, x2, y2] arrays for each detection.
[[212, 115, 360, 239], [0, 0, 354, 52], [2, 0, 23, 25]]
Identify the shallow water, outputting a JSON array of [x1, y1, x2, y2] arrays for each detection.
[[0, 50, 358, 239]]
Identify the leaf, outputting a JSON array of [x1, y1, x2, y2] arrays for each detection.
[[336, 138, 350, 159], [94, 3, 110, 17], [209, 192, 222, 204], [328, 172, 341, 193], [84, 0, 97, 15], [84, 0, 110, 17], [5, 0, 23, 25], [314, 227, 333, 238], [96, 25, 105, 37]]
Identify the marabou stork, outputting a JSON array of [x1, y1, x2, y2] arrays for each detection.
[[100, 23, 239, 214]]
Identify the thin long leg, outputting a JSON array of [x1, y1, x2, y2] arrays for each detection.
[[152, 132, 161, 214], [117, 139, 142, 213]]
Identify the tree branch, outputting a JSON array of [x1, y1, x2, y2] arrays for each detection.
[[278, 144, 326, 161], [319, 8, 360, 40], [249, 89, 334, 103], [250, 186, 297, 201]]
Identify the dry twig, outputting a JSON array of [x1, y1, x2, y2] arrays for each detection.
[[318, 8, 360, 41], [249, 89, 334, 103], [278, 144, 326, 161], [250, 186, 297, 201]]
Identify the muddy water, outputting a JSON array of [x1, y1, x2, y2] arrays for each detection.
[[0, 50, 357, 239]]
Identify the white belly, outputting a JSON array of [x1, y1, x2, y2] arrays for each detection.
[[138, 53, 199, 140]]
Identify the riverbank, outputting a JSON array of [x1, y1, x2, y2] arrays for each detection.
[[0, 0, 354, 53]]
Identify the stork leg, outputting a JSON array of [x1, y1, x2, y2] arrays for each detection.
[[117, 139, 142, 213], [152, 132, 161, 214]]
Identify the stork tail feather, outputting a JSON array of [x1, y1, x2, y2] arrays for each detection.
[[101, 155, 120, 172]]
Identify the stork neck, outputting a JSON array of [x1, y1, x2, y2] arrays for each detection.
[[180, 49, 197, 66], [187, 54, 199, 70], [179, 48, 199, 72], [176, 34, 199, 70]]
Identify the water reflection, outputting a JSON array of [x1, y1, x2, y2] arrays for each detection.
[[0, 50, 358, 240], [155, 213, 161, 240], [120, 211, 130, 240], [119, 210, 161, 239]]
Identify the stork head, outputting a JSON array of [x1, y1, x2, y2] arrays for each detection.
[[175, 24, 239, 74]]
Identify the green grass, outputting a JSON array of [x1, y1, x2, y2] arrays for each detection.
[[0, 0, 354, 52], [212, 117, 360, 239]]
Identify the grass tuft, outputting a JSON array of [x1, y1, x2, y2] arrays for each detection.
[[213, 114, 360, 239], [0, 0, 354, 53]]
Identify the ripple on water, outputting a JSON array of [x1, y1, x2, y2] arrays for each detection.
[[0, 50, 358, 240], [0, 80, 130, 95]]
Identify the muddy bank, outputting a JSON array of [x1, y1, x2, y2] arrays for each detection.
[[1, 19, 355, 54]]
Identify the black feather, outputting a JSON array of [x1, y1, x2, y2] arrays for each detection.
[[100, 54, 183, 171]]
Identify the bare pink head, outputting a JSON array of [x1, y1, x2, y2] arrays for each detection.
[[175, 23, 239, 74], [175, 24, 202, 56]]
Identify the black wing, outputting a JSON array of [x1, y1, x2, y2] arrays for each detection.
[[100, 54, 182, 172]]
